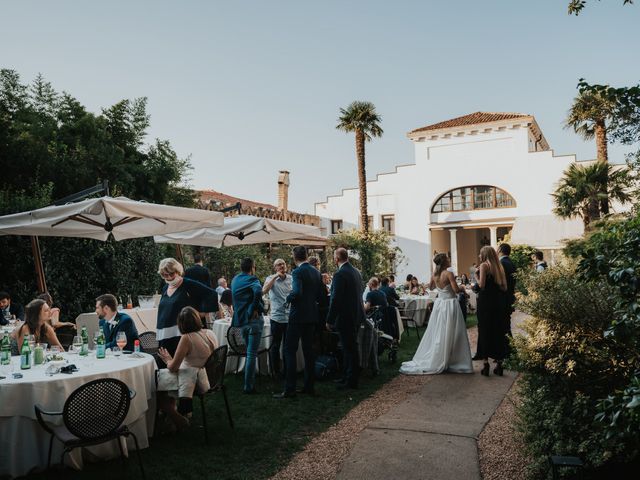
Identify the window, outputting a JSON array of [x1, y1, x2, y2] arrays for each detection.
[[330, 220, 343, 234], [381, 214, 395, 234], [431, 186, 516, 213]]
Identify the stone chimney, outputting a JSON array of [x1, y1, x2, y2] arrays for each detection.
[[277, 170, 290, 212]]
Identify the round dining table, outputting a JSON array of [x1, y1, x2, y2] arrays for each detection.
[[212, 316, 305, 374], [0, 351, 156, 479], [399, 294, 434, 327]]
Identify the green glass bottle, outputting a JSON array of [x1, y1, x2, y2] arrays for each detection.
[[1, 334, 10, 365], [80, 326, 89, 356], [96, 331, 106, 359], [20, 338, 31, 370]]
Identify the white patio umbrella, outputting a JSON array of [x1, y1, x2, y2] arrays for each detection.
[[0, 196, 224, 240], [153, 215, 325, 248]]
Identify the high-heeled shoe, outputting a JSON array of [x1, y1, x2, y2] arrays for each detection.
[[493, 363, 504, 376], [481, 363, 490, 376]]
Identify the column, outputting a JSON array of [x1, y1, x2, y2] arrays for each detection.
[[489, 226, 498, 248], [426, 228, 433, 278], [449, 228, 458, 275]]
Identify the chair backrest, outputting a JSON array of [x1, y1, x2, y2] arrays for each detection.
[[138, 331, 158, 353], [203, 345, 228, 390], [403, 300, 418, 318], [74, 312, 100, 349], [226, 326, 247, 355], [63, 378, 131, 440]]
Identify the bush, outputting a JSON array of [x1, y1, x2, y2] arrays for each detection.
[[512, 213, 640, 477]]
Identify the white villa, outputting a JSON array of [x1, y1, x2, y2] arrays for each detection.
[[314, 112, 584, 281]]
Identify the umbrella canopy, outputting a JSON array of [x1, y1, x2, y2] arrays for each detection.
[[154, 215, 325, 248], [0, 196, 224, 241]]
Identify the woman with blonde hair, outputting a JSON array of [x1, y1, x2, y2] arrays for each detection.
[[156, 258, 219, 356], [475, 246, 508, 376], [400, 253, 473, 375]]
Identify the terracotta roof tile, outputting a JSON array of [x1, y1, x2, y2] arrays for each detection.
[[410, 112, 531, 134], [198, 190, 278, 211]]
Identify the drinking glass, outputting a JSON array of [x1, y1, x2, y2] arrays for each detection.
[[112, 346, 121, 357], [116, 332, 127, 351], [71, 335, 82, 354], [27, 334, 36, 350]]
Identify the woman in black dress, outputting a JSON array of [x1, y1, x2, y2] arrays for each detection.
[[475, 246, 508, 376]]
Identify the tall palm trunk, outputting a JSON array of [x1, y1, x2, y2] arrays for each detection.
[[594, 120, 610, 215], [355, 128, 368, 234]]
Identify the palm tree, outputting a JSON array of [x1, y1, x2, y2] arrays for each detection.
[[565, 90, 617, 214], [336, 101, 383, 234], [552, 162, 631, 229]]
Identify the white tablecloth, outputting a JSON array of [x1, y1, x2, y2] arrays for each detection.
[[0, 352, 156, 478], [399, 295, 434, 327], [212, 317, 305, 374]]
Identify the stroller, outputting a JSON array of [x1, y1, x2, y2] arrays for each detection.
[[367, 306, 399, 364]]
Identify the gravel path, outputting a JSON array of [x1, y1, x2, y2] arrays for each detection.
[[478, 376, 530, 480], [270, 327, 480, 480]]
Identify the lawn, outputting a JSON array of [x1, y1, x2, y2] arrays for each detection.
[[25, 315, 476, 480]]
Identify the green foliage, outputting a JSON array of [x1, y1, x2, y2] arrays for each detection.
[[328, 229, 402, 281], [0, 70, 194, 318], [568, 0, 633, 16], [552, 161, 632, 228], [512, 211, 640, 476], [511, 265, 637, 476], [336, 101, 383, 141], [506, 243, 537, 294]]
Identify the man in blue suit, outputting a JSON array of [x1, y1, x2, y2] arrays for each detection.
[[95, 294, 139, 351], [326, 248, 365, 390], [274, 246, 327, 398]]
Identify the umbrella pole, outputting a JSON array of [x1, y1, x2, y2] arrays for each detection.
[[175, 244, 185, 266], [31, 236, 48, 294]]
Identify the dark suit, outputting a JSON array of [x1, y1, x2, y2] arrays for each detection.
[[500, 255, 516, 338], [326, 262, 366, 387], [284, 262, 327, 393], [0, 302, 24, 325], [185, 264, 212, 287], [99, 312, 139, 351], [379, 285, 399, 307]]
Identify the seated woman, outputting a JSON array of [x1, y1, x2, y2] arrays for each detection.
[[37, 292, 77, 331], [409, 277, 422, 295], [217, 289, 234, 319], [156, 307, 219, 431], [14, 299, 63, 351]]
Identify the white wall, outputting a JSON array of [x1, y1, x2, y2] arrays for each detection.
[[315, 120, 579, 281]]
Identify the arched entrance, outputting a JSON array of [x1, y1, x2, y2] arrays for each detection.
[[428, 185, 516, 276]]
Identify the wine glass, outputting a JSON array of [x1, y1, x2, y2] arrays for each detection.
[[71, 335, 82, 354], [116, 332, 127, 352]]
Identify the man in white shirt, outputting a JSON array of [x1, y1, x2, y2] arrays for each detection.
[[263, 259, 292, 377], [215, 277, 228, 296]]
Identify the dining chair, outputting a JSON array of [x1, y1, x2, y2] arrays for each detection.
[[138, 331, 159, 355], [34, 378, 146, 478], [226, 325, 273, 375], [195, 345, 233, 443], [398, 300, 421, 338]]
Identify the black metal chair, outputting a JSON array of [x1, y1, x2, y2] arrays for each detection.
[[34, 378, 146, 478], [549, 455, 584, 479], [195, 345, 233, 443], [138, 331, 158, 355], [398, 300, 421, 338], [226, 325, 272, 374]]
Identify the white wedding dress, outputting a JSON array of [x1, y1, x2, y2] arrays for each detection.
[[400, 283, 473, 375]]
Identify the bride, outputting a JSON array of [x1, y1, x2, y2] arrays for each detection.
[[400, 253, 473, 375]]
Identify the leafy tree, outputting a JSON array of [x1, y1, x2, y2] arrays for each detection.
[[568, 0, 633, 16], [552, 161, 632, 228], [336, 101, 383, 234], [0, 70, 195, 317], [328, 229, 402, 282]]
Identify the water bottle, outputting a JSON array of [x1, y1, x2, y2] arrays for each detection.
[[80, 326, 89, 356], [96, 331, 106, 359], [20, 338, 31, 370], [1, 334, 10, 365], [134, 339, 140, 353]]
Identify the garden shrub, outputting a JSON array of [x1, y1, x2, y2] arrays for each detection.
[[512, 213, 640, 478]]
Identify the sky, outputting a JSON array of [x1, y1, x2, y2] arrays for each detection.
[[2, 1, 639, 213]]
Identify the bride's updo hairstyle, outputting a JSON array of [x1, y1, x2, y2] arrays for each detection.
[[433, 253, 450, 277]]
